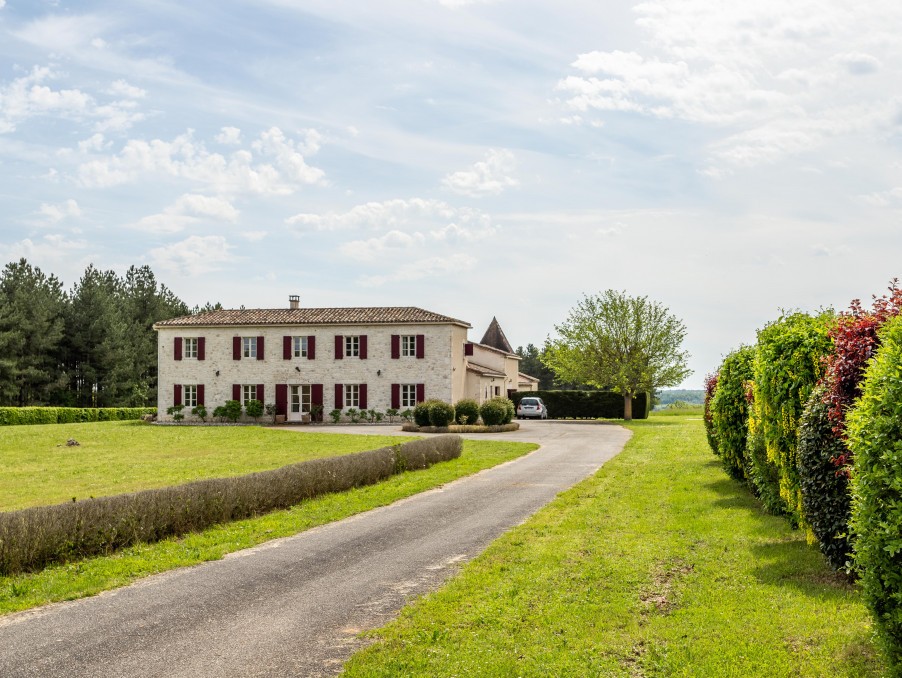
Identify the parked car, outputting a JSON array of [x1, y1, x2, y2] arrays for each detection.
[[517, 396, 548, 419]]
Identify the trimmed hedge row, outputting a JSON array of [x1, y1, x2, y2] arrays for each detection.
[[0, 407, 155, 426], [0, 435, 462, 575], [510, 390, 650, 419]]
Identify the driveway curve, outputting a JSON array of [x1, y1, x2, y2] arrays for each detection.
[[0, 420, 630, 678]]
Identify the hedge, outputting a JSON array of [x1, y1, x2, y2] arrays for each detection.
[[0, 435, 462, 575], [848, 315, 902, 673], [0, 407, 155, 426], [510, 390, 650, 419], [710, 347, 754, 481]]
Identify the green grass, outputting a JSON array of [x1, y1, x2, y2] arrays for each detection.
[[0, 421, 419, 511], [342, 415, 886, 677], [0, 437, 537, 615]]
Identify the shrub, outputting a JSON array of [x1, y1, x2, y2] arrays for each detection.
[[0, 435, 462, 576], [245, 399, 264, 422], [428, 401, 456, 427], [346, 408, 361, 424], [385, 408, 399, 423], [454, 398, 480, 425], [745, 387, 787, 518], [509, 391, 650, 419], [329, 409, 343, 424], [414, 400, 439, 427], [798, 385, 852, 572], [191, 405, 208, 423], [848, 314, 902, 671], [400, 408, 414, 423], [212, 406, 227, 423], [310, 404, 324, 422], [223, 400, 242, 423], [479, 397, 509, 426], [710, 347, 754, 481], [703, 371, 719, 455], [751, 311, 834, 524], [166, 404, 185, 423], [0, 407, 154, 426]]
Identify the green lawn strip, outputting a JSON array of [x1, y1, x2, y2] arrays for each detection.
[[341, 416, 885, 678], [0, 421, 417, 511], [0, 439, 536, 615]]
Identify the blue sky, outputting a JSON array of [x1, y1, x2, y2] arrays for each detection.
[[2, 0, 902, 388]]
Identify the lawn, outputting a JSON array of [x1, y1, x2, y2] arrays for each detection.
[[0, 421, 418, 511], [341, 414, 886, 677], [0, 428, 537, 615]]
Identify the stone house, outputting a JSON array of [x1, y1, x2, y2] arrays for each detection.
[[154, 297, 536, 421]]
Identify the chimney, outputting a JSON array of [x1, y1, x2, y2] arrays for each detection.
[[289, 295, 300, 310]]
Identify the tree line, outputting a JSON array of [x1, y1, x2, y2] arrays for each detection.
[[0, 258, 217, 408]]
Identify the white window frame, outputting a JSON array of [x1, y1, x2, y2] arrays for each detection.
[[401, 384, 417, 408], [183, 337, 198, 359], [293, 336, 308, 358], [345, 335, 359, 358], [290, 384, 311, 414], [401, 335, 416, 358], [183, 384, 198, 408], [242, 337, 257, 359], [344, 383, 360, 408], [242, 384, 258, 404]]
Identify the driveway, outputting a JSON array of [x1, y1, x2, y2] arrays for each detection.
[[0, 420, 630, 678]]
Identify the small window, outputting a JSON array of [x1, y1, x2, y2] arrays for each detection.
[[184, 385, 198, 408], [401, 335, 416, 357], [293, 336, 308, 358], [184, 338, 198, 359], [401, 384, 417, 408], [345, 336, 359, 358], [242, 337, 257, 359], [344, 383, 360, 408], [494, 386, 501, 396], [242, 384, 258, 404]]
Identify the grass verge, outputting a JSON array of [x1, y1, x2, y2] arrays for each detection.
[[0, 438, 536, 615], [0, 421, 417, 511], [341, 415, 886, 677]]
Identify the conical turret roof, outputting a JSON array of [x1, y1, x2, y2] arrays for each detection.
[[479, 316, 514, 354]]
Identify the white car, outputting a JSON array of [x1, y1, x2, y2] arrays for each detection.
[[517, 396, 548, 419]]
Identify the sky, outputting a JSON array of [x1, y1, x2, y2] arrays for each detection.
[[2, 0, 902, 389]]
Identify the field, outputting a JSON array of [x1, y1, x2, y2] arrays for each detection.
[[342, 414, 886, 677], [0, 423, 537, 614]]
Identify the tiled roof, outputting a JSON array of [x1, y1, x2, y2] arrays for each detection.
[[466, 361, 507, 378], [479, 317, 514, 354], [154, 307, 471, 328], [518, 372, 540, 382]]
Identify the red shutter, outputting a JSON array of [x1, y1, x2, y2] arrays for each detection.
[[275, 384, 288, 416], [233, 336, 241, 360], [359, 335, 367, 360], [335, 335, 343, 359], [257, 383, 264, 402], [311, 384, 323, 407], [173, 384, 182, 406], [174, 337, 183, 361], [416, 334, 425, 359], [416, 383, 425, 403], [391, 384, 400, 409], [283, 336, 292, 360], [464, 342, 474, 356], [359, 384, 368, 410], [257, 336, 264, 361], [308, 336, 316, 360], [232, 384, 241, 401], [197, 337, 205, 361], [391, 335, 400, 359], [197, 384, 205, 406], [335, 383, 344, 409]]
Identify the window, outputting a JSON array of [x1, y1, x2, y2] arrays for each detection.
[[401, 384, 417, 408], [184, 338, 198, 359], [401, 335, 416, 357], [345, 335, 359, 357], [293, 336, 308, 358], [344, 383, 360, 408], [183, 385, 198, 408], [494, 386, 501, 397], [243, 337, 257, 359], [242, 384, 258, 404], [290, 384, 311, 413]]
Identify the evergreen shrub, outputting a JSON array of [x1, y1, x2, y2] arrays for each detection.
[[454, 399, 480, 425], [428, 401, 456, 427], [704, 371, 719, 455], [510, 391, 649, 419], [479, 397, 509, 426], [414, 400, 441, 427], [0, 407, 154, 426], [710, 347, 754, 480]]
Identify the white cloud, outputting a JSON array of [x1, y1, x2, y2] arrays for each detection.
[[442, 149, 518, 197], [216, 126, 242, 145], [287, 198, 459, 232], [14, 14, 112, 51], [0, 234, 86, 263], [107, 80, 146, 99], [79, 128, 325, 194], [0, 1, 6, 9], [37, 199, 81, 224], [148, 235, 234, 275], [242, 230, 267, 242], [362, 253, 477, 286], [339, 230, 426, 261], [131, 194, 240, 234], [78, 133, 110, 153]]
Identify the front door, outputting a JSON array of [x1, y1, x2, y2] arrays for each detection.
[[289, 385, 311, 422]]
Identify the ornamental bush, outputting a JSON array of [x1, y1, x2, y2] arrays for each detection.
[[223, 400, 242, 423], [751, 311, 834, 524], [710, 347, 754, 481], [454, 398, 480, 425], [703, 371, 719, 456], [479, 397, 510, 426], [428, 401, 456, 427], [245, 399, 264, 422], [745, 394, 787, 517], [848, 314, 902, 672], [798, 385, 851, 572], [0, 407, 154, 426], [413, 400, 433, 427]]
